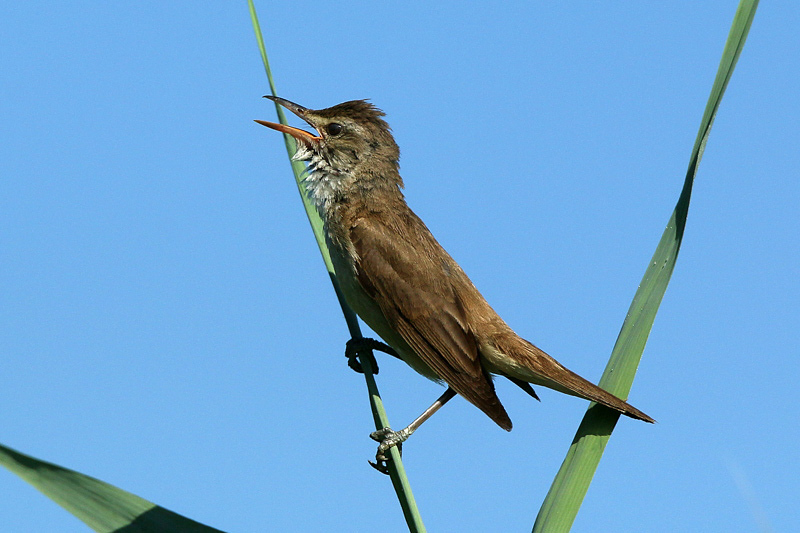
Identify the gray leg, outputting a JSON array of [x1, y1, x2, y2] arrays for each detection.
[[369, 388, 458, 474]]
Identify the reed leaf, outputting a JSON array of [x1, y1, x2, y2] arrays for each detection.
[[533, 1, 760, 531], [247, 2, 426, 531], [0, 443, 223, 532]]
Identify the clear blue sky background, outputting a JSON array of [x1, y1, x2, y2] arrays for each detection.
[[1, 2, 797, 532]]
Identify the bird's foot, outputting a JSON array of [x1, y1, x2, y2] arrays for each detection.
[[345, 337, 397, 374], [368, 426, 410, 475]]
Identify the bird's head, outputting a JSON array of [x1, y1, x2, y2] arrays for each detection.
[[257, 96, 400, 176]]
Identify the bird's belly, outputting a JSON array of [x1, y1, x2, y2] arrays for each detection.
[[328, 246, 441, 382]]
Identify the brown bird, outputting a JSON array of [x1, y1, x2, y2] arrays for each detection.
[[257, 97, 653, 468]]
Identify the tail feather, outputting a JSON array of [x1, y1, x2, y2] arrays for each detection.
[[525, 364, 655, 423], [485, 333, 655, 424], [507, 376, 540, 402]]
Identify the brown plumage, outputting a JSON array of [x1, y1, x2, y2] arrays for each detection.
[[257, 97, 654, 432]]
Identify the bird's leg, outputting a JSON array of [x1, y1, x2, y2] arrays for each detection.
[[344, 337, 399, 374], [369, 387, 458, 474]]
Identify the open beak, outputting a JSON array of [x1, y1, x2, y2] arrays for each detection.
[[255, 96, 321, 143]]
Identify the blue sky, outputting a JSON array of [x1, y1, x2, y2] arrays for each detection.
[[1, 2, 798, 531]]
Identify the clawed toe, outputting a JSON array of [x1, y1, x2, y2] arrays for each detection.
[[368, 458, 391, 474], [345, 337, 399, 374], [368, 427, 410, 474], [344, 338, 381, 374]]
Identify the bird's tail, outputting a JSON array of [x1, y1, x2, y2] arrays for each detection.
[[484, 334, 655, 423]]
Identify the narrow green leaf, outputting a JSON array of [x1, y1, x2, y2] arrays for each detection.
[[247, 2, 426, 531], [0, 443, 224, 532], [533, 1, 759, 531]]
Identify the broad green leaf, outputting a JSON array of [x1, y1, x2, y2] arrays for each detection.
[[533, 1, 760, 531], [0, 443, 223, 532]]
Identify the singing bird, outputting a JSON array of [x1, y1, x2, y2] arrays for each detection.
[[257, 97, 653, 467]]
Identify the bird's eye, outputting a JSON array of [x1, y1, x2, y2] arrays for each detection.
[[326, 123, 343, 136]]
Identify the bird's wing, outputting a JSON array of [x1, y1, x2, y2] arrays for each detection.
[[350, 211, 512, 430]]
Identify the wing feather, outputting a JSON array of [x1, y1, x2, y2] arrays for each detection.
[[350, 211, 511, 430]]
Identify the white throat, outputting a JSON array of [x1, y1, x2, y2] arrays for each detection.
[[293, 143, 349, 217]]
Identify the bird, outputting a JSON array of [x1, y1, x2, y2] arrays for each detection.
[[256, 96, 654, 469]]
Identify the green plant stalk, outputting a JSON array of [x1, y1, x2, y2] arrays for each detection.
[[533, 1, 759, 531], [247, 2, 426, 531]]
